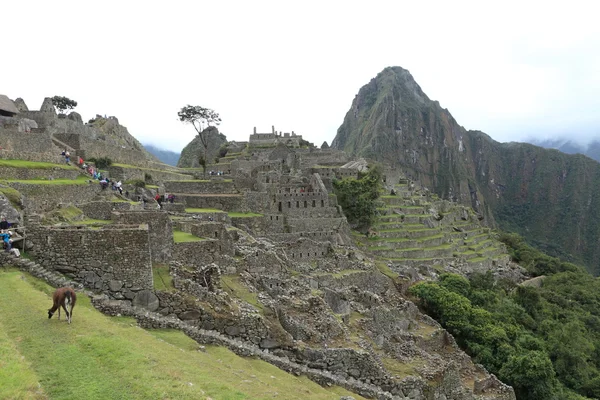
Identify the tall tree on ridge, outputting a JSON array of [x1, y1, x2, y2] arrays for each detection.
[[178, 105, 221, 175]]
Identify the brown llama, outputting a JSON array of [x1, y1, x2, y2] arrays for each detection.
[[48, 287, 77, 324]]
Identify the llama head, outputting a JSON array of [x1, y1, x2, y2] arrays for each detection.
[[48, 309, 54, 319]]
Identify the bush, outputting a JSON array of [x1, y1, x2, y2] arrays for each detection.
[[144, 173, 152, 183], [87, 157, 112, 169]]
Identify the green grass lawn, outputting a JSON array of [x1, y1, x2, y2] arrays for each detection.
[[0, 268, 363, 400], [173, 230, 205, 243], [185, 208, 226, 213], [2, 175, 91, 185], [0, 159, 75, 170], [228, 212, 263, 218]]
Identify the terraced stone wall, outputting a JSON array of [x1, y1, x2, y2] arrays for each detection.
[[173, 240, 229, 266], [107, 165, 193, 183], [8, 182, 101, 212], [27, 225, 153, 297], [164, 180, 237, 194], [79, 201, 139, 220], [111, 211, 173, 263], [0, 166, 80, 180]]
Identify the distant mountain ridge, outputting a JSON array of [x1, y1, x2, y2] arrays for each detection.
[[331, 66, 600, 273], [527, 138, 600, 163], [143, 144, 180, 166]]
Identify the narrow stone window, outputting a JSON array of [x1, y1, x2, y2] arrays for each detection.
[[321, 199, 324, 207], [312, 200, 316, 207], [304, 201, 307, 208]]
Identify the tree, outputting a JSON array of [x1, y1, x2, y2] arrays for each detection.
[[51, 96, 78, 114], [178, 105, 221, 175], [332, 164, 383, 229]]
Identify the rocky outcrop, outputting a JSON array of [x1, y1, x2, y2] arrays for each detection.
[[177, 126, 227, 168], [331, 66, 600, 273]]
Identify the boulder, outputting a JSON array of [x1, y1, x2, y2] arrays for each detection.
[[68, 112, 83, 124], [132, 289, 159, 312]]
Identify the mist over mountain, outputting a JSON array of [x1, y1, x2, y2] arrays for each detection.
[[143, 144, 181, 166], [526, 138, 600, 163], [332, 66, 600, 273]]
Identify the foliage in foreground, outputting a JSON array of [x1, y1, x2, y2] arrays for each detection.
[[409, 233, 600, 400], [333, 164, 383, 229]]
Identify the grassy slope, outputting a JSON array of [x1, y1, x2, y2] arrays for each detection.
[[0, 268, 363, 400]]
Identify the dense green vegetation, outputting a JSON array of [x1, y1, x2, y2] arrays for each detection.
[[333, 164, 383, 229], [409, 233, 600, 399]]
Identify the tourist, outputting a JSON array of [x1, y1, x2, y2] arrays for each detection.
[[0, 230, 12, 252], [155, 193, 162, 209], [65, 151, 71, 164], [0, 217, 10, 230]]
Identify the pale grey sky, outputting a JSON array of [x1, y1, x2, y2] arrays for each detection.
[[3, 1, 600, 152]]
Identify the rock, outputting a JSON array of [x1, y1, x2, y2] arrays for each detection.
[[109, 280, 123, 291], [348, 368, 361, 378], [132, 290, 159, 312], [40, 97, 55, 113], [225, 325, 241, 336], [68, 112, 83, 124], [259, 338, 280, 349], [13, 98, 28, 112], [179, 310, 202, 320], [0, 192, 22, 223], [340, 397, 356, 400]]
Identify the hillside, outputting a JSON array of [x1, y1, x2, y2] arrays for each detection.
[[143, 144, 180, 166], [527, 138, 600, 163], [331, 67, 600, 273], [0, 267, 363, 400]]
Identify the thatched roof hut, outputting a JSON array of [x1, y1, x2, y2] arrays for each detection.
[[0, 95, 19, 117]]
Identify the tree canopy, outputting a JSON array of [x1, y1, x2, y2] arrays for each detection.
[[332, 164, 383, 229], [51, 96, 77, 114], [409, 233, 600, 399]]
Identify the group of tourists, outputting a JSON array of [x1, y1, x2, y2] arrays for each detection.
[[154, 193, 175, 209], [60, 150, 71, 164], [208, 170, 226, 176], [0, 217, 20, 256]]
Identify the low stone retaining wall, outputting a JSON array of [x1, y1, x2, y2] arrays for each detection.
[[0, 166, 81, 180]]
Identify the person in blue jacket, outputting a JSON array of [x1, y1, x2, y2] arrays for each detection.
[[0, 230, 12, 252]]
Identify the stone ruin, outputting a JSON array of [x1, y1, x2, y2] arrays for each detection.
[[0, 96, 517, 399]]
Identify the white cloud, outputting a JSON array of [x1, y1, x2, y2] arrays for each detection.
[[3, 0, 599, 151]]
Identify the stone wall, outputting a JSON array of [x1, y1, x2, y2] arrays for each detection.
[[106, 165, 193, 183], [178, 193, 244, 210], [164, 180, 237, 194], [0, 129, 62, 163], [0, 166, 81, 180], [28, 225, 153, 297], [79, 201, 141, 220], [8, 181, 101, 213], [111, 211, 173, 263], [172, 240, 230, 266]]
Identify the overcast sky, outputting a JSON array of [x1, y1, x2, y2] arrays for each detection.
[[3, 1, 599, 152]]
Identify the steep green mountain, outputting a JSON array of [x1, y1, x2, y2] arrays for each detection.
[[143, 144, 180, 166], [331, 66, 600, 273], [177, 126, 227, 168]]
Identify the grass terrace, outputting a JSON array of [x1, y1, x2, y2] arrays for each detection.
[[228, 212, 263, 218], [185, 208, 226, 213], [152, 264, 174, 292], [0, 269, 364, 400], [0, 159, 75, 170], [2, 175, 91, 185], [173, 230, 205, 243], [168, 179, 233, 183]]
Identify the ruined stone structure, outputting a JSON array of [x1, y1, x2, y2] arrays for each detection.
[[0, 98, 518, 399]]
